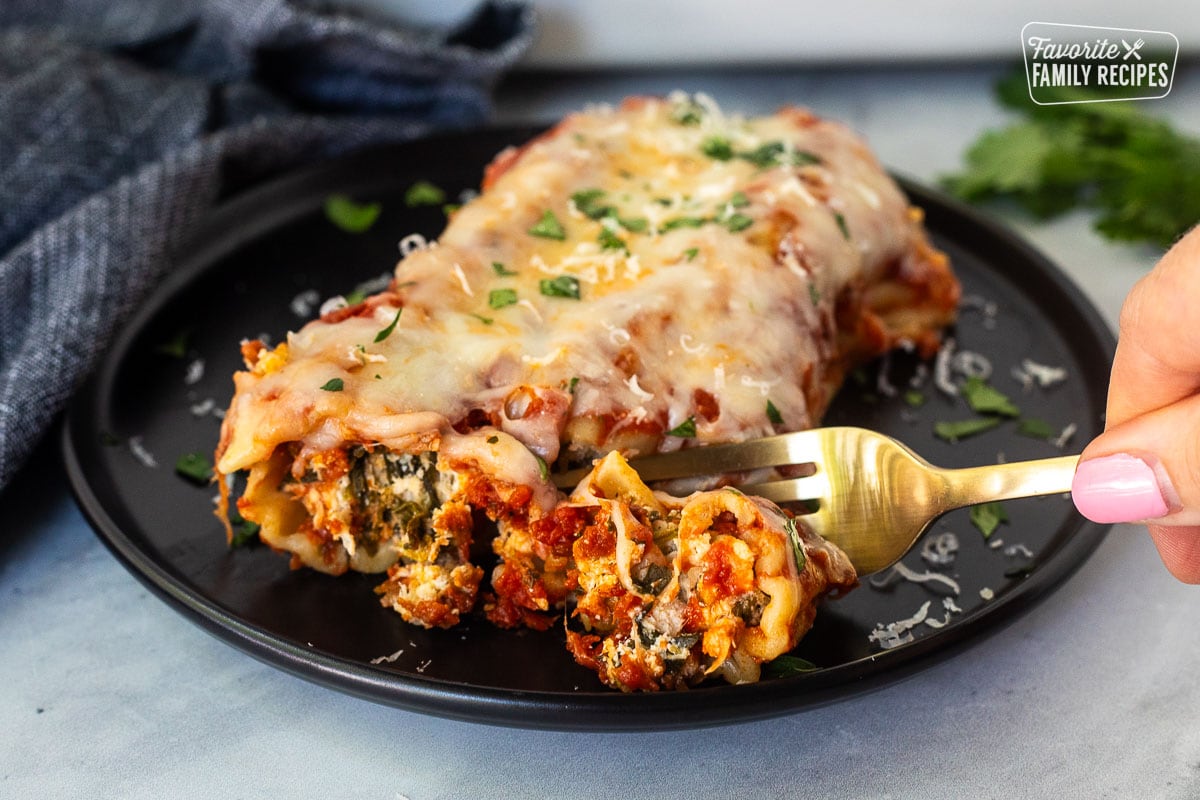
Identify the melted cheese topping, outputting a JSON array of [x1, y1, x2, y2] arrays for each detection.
[[217, 95, 954, 481]]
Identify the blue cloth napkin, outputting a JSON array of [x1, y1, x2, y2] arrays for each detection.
[[0, 0, 536, 488]]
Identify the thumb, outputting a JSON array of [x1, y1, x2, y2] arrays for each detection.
[[1072, 395, 1200, 583]]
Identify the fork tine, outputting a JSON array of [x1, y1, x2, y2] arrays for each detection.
[[739, 473, 829, 505], [552, 429, 826, 488]]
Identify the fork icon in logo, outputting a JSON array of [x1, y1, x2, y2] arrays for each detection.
[[1122, 38, 1145, 60]]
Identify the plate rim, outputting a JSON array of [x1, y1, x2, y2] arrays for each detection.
[[61, 126, 1117, 731]]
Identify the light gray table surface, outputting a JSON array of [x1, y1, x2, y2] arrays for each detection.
[[5, 64, 1200, 799]]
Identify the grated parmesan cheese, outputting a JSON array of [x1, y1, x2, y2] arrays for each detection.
[[289, 289, 321, 318], [184, 358, 205, 386], [129, 436, 157, 468], [869, 561, 961, 596], [397, 233, 429, 257], [868, 600, 931, 649]]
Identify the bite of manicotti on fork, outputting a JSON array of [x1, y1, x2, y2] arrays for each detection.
[[489, 451, 858, 691]]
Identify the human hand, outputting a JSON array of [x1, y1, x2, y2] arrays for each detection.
[[1071, 226, 1200, 582]]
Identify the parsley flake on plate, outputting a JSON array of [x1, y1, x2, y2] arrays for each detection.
[[1017, 417, 1056, 440], [969, 501, 1009, 539], [933, 416, 1002, 442], [961, 376, 1020, 417], [762, 654, 819, 678], [324, 194, 381, 233], [404, 180, 446, 207], [155, 330, 189, 359], [175, 452, 213, 485]]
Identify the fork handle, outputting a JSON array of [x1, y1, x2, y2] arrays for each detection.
[[941, 454, 1079, 511]]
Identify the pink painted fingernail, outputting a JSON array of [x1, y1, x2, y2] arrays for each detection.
[[1072, 454, 1171, 523]]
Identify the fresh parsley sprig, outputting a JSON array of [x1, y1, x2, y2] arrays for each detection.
[[943, 69, 1200, 248]]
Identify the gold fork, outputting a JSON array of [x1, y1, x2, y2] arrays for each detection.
[[553, 427, 1079, 574]]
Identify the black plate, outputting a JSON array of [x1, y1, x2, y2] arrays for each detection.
[[62, 127, 1115, 730]]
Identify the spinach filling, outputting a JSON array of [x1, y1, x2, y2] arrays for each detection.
[[346, 448, 444, 556]]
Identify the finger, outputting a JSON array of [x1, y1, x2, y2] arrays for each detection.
[[1073, 393, 1200, 526], [1074, 397, 1200, 582], [1106, 226, 1200, 427], [1147, 523, 1200, 584]]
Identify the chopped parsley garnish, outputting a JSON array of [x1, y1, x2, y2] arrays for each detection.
[[469, 313, 494, 325], [1017, 417, 1056, 440], [320, 378, 344, 392], [660, 216, 708, 232], [933, 417, 1001, 442], [598, 227, 628, 252], [961, 376, 1020, 417], [373, 308, 402, 342], [487, 435, 499, 444], [442, 204, 460, 217], [535, 454, 550, 481], [723, 213, 754, 232], [784, 516, 806, 573], [618, 216, 648, 233], [492, 261, 518, 276], [404, 180, 445, 207], [324, 194, 381, 233], [683, 247, 700, 262], [730, 191, 750, 207], [739, 142, 788, 169], [570, 188, 613, 220], [175, 452, 213, 485], [701, 135, 734, 161], [904, 389, 926, 408], [539, 275, 581, 300], [670, 98, 705, 126], [832, 212, 851, 240], [488, 288, 518, 309], [763, 654, 819, 678], [230, 519, 260, 548], [666, 417, 697, 438], [155, 330, 189, 359], [766, 399, 784, 425], [970, 501, 1009, 538], [528, 209, 567, 240], [568, 376, 580, 394], [736, 141, 820, 170]]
